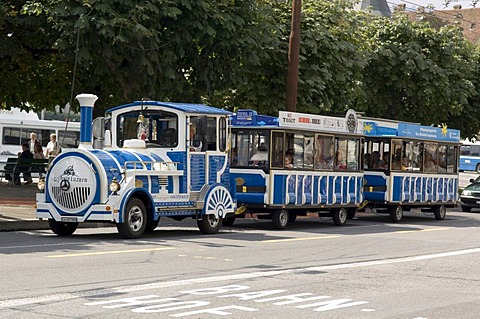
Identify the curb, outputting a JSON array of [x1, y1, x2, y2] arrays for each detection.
[[0, 220, 114, 232]]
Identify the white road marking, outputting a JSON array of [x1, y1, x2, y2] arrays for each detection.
[[1, 247, 480, 308], [47, 247, 175, 258]]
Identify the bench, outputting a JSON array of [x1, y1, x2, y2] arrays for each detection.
[[0, 157, 49, 184]]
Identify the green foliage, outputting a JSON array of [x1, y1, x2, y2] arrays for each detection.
[[2, 0, 480, 137], [0, 1, 71, 112], [227, 0, 368, 115], [359, 15, 479, 137]]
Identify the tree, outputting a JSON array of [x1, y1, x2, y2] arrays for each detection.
[[359, 14, 479, 136], [227, 0, 368, 115], [0, 1, 71, 111], [14, 0, 272, 114]]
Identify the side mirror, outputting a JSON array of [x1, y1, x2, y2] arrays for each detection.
[[470, 178, 475, 183]]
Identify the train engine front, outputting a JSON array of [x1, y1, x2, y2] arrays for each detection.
[[36, 94, 235, 238]]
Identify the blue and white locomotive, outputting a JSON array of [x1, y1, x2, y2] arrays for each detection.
[[36, 94, 235, 238], [227, 109, 365, 228], [363, 119, 460, 222]]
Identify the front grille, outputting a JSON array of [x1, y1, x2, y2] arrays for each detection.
[[51, 186, 91, 210], [471, 192, 480, 198]]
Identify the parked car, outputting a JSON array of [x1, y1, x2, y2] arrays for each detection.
[[460, 176, 480, 212]]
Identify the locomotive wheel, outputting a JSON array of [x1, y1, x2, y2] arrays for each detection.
[[272, 209, 289, 229], [332, 208, 347, 226], [433, 205, 447, 220], [48, 219, 78, 236], [117, 197, 147, 239], [222, 214, 236, 227], [389, 205, 403, 223], [197, 214, 222, 234]]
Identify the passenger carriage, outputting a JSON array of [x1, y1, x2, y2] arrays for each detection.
[[36, 94, 236, 238], [228, 109, 365, 229], [362, 119, 460, 222]]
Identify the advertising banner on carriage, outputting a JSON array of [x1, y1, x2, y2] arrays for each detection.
[[278, 110, 364, 134]]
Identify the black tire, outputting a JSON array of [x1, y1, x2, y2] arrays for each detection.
[[222, 214, 236, 227], [272, 209, 289, 229], [48, 219, 78, 236], [433, 205, 447, 220], [332, 208, 348, 226], [476, 164, 480, 173], [197, 214, 222, 234], [288, 213, 297, 223], [116, 198, 147, 239], [389, 206, 403, 223], [145, 218, 160, 232], [347, 208, 356, 220], [461, 205, 472, 212]]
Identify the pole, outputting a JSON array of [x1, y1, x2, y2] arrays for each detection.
[[285, 0, 301, 112]]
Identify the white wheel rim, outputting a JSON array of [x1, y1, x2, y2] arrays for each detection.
[[128, 205, 143, 232], [280, 211, 288, 226]]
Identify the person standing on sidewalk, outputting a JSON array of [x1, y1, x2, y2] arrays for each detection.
[[29, 132, 40, 155]]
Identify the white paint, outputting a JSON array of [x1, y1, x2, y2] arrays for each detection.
[[2, 247, 480, 308], [84, 295, 170, 308], [255, 293, 331, 305], [170, 305, 258, 317], [132, 301, 210, 313], [181, 285, 250, 295], [296, 299, 369, 311], [219, 290, 287, 301]]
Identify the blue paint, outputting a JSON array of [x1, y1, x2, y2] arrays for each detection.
[[80, 106, 93, 143]]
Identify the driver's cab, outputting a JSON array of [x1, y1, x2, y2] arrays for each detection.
[[92, 100, 231, 196]]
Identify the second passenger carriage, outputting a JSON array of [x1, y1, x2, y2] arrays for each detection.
[[228, 109, 365, 228]]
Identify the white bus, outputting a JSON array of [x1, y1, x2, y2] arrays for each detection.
[[0, 108, 80, 166]]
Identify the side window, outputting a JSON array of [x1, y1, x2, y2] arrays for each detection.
[[231, 130, 270, 168], [404, 141, 423, 171], [437, 144, 447, 173], [315, 134, 334, 170], [219, 117, 226, 152], [2, 127, 21, 145], [271, 131, 285, 168], [304, 135, 314, 169], [334, 137, 347, 170], [424, 143, 437, 173], [460, 145, 471, 156], [205, 117, 217, 151], [347, 138, 359, 171], [447, 145, 457, 173], [364, 140, 389, 170], [391, 139, 403, 171]]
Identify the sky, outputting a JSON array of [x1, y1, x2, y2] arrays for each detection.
[[387, 0, 478, 10]]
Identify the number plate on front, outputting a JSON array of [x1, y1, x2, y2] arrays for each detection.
[[61, 217, 78, 223]]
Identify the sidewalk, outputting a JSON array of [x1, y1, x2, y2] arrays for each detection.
[[0, 181, 110, 232], [0, 181, 47, 231]]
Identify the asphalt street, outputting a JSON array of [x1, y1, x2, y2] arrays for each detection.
[[1, 208, 480, 318]]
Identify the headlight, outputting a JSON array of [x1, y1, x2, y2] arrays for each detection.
[[462, 190, 472, 196], [109, 177, 121, 193], [37, 179, 45, 191]]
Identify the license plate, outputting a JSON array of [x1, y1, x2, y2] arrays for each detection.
[[61, 217, 78, 223], [476, 201, 480, 205]]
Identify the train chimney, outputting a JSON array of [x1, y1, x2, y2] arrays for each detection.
[[76, 93, 98, 149]]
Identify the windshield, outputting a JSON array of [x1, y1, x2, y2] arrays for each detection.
[[117, 110, 178, 148]]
